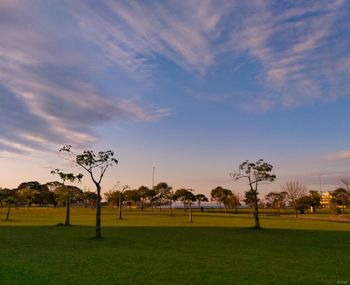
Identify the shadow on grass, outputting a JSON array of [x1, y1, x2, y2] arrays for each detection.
[[0, 225, 349, 285]]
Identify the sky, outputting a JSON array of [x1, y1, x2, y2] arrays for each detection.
[[1, 0, 350, 197]]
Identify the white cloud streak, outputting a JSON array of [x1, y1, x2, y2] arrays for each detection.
[[72, 0, 232, 76], [229, 0, 350, 109], [0, 1, 169, 155]]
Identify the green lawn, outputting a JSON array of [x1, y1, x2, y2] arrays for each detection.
[[0, 207, 349, 285]]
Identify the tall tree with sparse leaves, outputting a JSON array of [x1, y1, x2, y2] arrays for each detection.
[[153, 182, 172, 212], [51, 169, 83, 226], [59, 145, 118, 238], [195, 194, 208, 209], [231, 159, 276, 229], [210, 186, 232, 210], [0, 188, 17, 221], [173, 188, 196, 222]]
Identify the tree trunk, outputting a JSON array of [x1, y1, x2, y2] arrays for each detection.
[[65, 187, 70, 226], [96, 184, 102, 238], [253, 195, 261, 229], [294, 203, 298, 218], [6, 205, 11, 221], [188, 202, 192, 223], [119, 192, 122, 220], [169, 201, 173, 216]]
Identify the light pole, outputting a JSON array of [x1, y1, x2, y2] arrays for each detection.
[[152, 166, 155, 189]]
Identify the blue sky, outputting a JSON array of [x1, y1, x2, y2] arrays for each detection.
[[1, 0, 350, 196]]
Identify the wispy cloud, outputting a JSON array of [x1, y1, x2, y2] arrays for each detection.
[[229, 0, 350, 109], [325, 150, 350, 161], [72, 0, 232, 76], [0, 1, 169, 155]]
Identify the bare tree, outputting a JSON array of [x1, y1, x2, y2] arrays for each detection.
[[340, 178, 350, 192], [231, 159, 276, 229], [283, 181, 306, 218], [59, 145, 117, 238]]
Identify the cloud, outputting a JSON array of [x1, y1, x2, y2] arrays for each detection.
[[228, 0, 350, 109], [141, 0, 350, 112], [1, 0, 350, 154], [325, 150, 350, 161], [72, 0, 232, 76], [0, 1, 169, 155]]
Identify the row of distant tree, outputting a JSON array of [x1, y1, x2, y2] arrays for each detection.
[[262, 184, 350, 216], [105, 183, 209, 211], [2, 180, 349, 215], [0, 181, 98, 207], [203, 183, 349, 217], [0, 181, 206, 209]]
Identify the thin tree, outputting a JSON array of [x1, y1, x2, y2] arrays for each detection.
[[282, 181, 307, 218], [210, 186, 232, 211], [16, 188, 37, 207], [331, 188, 349, 214], [265, 191, 287, 215], [173, 188, 196, 222], [51, 169, 83, 226], [4, 196, 17, 221], [59, 145, 118, 238], [118, 185, 130, 219], [225, 193, 241, 214], [137, 186, 150, 210], [153, 182, 172, 212], [308, 190, 321, 212], [195, 194, 208, 209], [231, 159, 276, 229], [83, 190, 97, 208], [0, 189, 17, 221]]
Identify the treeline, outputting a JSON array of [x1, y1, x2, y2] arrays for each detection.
[[208, 183, 350, 217], [1, 180, 349, 223], [105, 183, 209, 212], [260, 182, 350, 216], [2, 181, 349, 214], [0, 181, 210, 211], [0, 181, 97, 208]]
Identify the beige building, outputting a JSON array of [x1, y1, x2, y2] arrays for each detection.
[[320, 192, 332, 207]]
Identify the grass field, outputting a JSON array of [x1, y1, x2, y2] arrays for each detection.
[[0, 207, 349, 285]]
